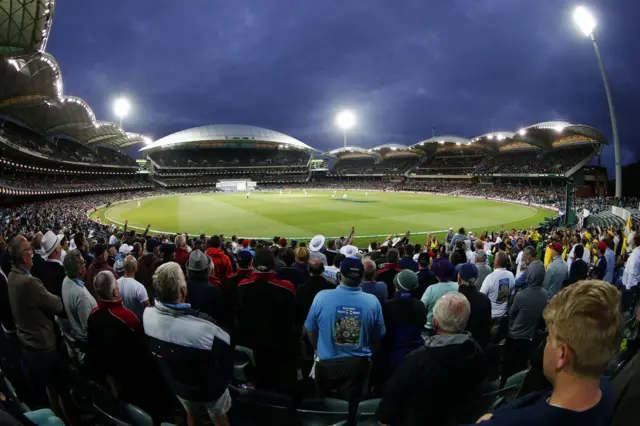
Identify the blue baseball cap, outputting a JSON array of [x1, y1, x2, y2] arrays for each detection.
[[458, 263, 478, 282], [340, 256, 364, 280]]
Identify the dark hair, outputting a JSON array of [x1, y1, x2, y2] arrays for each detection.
[[495, 251, 509, 268], [574, 245, 584, 259], [396, 245, 405, 257], [73, 233, 85, 250], [380, 245, 389, 256], [281, 248, 295, 266], [386, 248, 399, 264], [459, 227, 465, 235], [450, 251, 462, 266], [333, 253, 345, 268], [273, 236, 280, 245], [238, 254, 252, 269], [208, 235, 221, 249], [254, 248, 276, 271], [404, 244, 415, 256], [371, 241, 379, 250], [308, 259, 325, 275]]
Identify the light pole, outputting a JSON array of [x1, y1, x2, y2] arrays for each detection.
[[113, 97, 131, 128], [573, 6, 622, 198], [335, 110, 356, 148]]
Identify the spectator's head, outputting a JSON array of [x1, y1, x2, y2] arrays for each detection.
[[93, 244, 108, 261], [432, 293, 471, 334], [340, 257, 364, 287], [633, 234, 640, 249], [386, 248, 399, 265], [32, 232, 43, 251], [123, 255, 137, 277], [294, 246, 310, 264], [308, 259, 325, 277], [550, 242, 563, 257], [309, 235, 325, 253], [207, 235, 221, 249], [616, 254, 625, 267], [542, 280, 622, 384], [523, 245, 537, 264], [417, 252, 430, 270], [362, 258, 377, 281], [597, 241, 607, 255], [458, 263, 477, 287], [64, 249, 86, 279], [108, 246, 117, 258], [404, 244, 415, 257], [273, 236, 280, 246], [232, 235, 238, 243], [175, 234, 186, 248], [474, 249, 487, 264], [42, 231, 63, 260], [186, 248, 213, 281], [95, 270, 119, 301], [394, 269, 418, 292], [254, 247, 276, 272], [449, 250, 463, 267], [433, 258, 455, 282], [153, 262, 187, 304], [493, 251, 509, 269], [380, 245, 388, 258], [132, 242, 142, 255], [574, 245, 584, 260], [238, 250, 253, 269], [8, 235, 32, 269], [370, 241, 380, 251], [145, 238, 162, 255], [281, 248, 295, 266], [279, 237, 287, 248], [455, 239, 464, 251], [458, 227, 465, 235], [516, 237, 524, 247], [474, 239, 483, 251], [526, 260, 546, 288], [333, 253, 346, 268], [160, 243, 176, 263], [74, 233, 87, 251]]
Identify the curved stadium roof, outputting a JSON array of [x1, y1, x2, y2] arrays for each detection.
[[0, 0, 54, 54], [140, 124, 315, 152]]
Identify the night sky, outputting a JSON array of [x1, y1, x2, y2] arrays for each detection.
[[47, 0, 639, 167]]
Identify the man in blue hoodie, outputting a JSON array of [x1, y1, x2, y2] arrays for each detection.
[[470, 280, 622, 426]]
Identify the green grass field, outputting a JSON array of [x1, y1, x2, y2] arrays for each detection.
[[90, 190, 553, 246]]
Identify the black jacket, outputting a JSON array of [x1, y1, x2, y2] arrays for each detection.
[[376, 333, 486, 426], [277, 266, 306, 289], [40, 260, 67, 318], [297, 275, 334, 321], [458, 285, 492, 347], [30, 253, 46, 283], [568, 258, 589, 285], [0, 271, 15, 333], [186, 279, 227, 328], [375, 264, 402, 299], [414, 268, 437, 299]]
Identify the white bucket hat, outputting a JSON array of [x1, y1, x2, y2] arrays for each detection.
[[309, 235, 325, 252], [340, 245, 359, 257], [41, 231, 63, 258]]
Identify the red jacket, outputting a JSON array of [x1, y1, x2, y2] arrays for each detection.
[[205, 247, 233, 287], [174, 247, 190, 269]]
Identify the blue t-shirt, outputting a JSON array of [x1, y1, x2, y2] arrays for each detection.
[[469, 377, 614, 426], [399, 257, 419, 272], [304, 285, 385, 360]]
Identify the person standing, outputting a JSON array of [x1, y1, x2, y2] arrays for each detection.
[[305, 257, 385, 412], [359, 259, 388, 306], [621, 235, 640, 311], [297, 259, 335, 321], [62, 250, 98, 346], [421, 258, 459, 333], [458, 263, 492, 348], [604, 239, 616, 284], [117, 255, 151, 318], [480, 251, 516, 320], [40, 231, 66, 301], [7, 236, 64, 414], [474, 249, 492, 289], [542, 242, 568, 299]]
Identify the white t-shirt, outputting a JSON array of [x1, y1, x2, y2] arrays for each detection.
[[117, 277, 149, 318], [480, 268, 515, 318], [515, 251, 526, 279], [108, 235, 117, 245]]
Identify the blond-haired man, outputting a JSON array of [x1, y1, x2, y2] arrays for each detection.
[[473, 280, 622, 425]]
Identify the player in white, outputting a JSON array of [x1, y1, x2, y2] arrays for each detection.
[[279, 189, 283, 195], [137, 200, 141, 208], [343, 193, 347, 200], [365, 192, 368, 196], [304, 190, 307, 196], [332, 193, 336, 200], [289, 190, 292, 194], [246, 191, 250, 199]]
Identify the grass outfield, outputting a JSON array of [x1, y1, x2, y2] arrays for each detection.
[[90, 190, 552, 247]]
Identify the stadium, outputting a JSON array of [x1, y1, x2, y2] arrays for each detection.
[[1, 2, 639, 426]]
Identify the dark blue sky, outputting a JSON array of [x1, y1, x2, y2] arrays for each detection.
[[48, 0, 639, 167]]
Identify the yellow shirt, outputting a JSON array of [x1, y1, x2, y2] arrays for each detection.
[[544, 246, 553, 268]]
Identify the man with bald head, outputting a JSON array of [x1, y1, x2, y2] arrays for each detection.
[[297, 258, 335, 320], [117, 255, 150, 318], [480, 251, 516, 319]]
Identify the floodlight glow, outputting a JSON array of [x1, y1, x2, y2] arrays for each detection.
[[456, 142, 461, 146], [113, 97, 131, 118], [391, 147, 397, 151], [335, 110, 356, 130], [555, 125, 565, 133], [488, 135, 494, 140], [438, 140, 444, 144], [143, 136, 153, 145], [573, 6, 597, 37], [518, 129, 527, 136]]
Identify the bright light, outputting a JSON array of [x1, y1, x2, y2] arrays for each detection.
[[488, 135, 494, 140], [335, 110, 356, 130], [113, 97, 131, 118], [555, 125, 565, 133], [573, 6, 596, 37], [518, 128, 527, 136], [456, 142, 461, 146], [143, 136, 153, 145], [438, 140, 444, 144]]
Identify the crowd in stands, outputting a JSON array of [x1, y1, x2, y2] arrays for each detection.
[[474, 146, 594, 175], [330, 156, 421, 176], [150, 148, 309, 168], [415, 152, 487, 175], [0, 176, 151, 193], [0, 123, 136, 167], [1, 183, 639, 425]]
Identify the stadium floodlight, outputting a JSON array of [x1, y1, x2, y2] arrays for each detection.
[[113, 97, 131, 128], [335, 110, 356, 147], [518, 128, 527, 136], [572, 5, 621, 197]]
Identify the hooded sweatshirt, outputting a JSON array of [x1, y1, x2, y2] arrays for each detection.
[[376, 332, 486, 426], [508, 260, 548, 340], [205, 247, 233, 288]]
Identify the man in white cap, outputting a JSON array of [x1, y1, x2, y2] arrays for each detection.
[[340, 245, 359, 258], [40, 231, 66, 300], [309, 235, 328, 266]]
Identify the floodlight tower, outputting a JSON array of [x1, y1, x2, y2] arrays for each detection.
[[572, 6, 622, 198], [335, 110, 356, 148], [113, 97, 131, 128]]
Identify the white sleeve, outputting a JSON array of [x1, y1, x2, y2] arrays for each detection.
[[480, 275, 491, 295], [137, 283, 149, 302]]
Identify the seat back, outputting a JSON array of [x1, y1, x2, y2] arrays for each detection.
[[228, 385, 295, 425], [356, 398, 381, 426], [233, 345, 256, 383], [126, 404, 153, 426], [297, 398, 350, 426]]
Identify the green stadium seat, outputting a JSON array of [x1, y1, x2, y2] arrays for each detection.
[[296, 398, 350, 426]]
